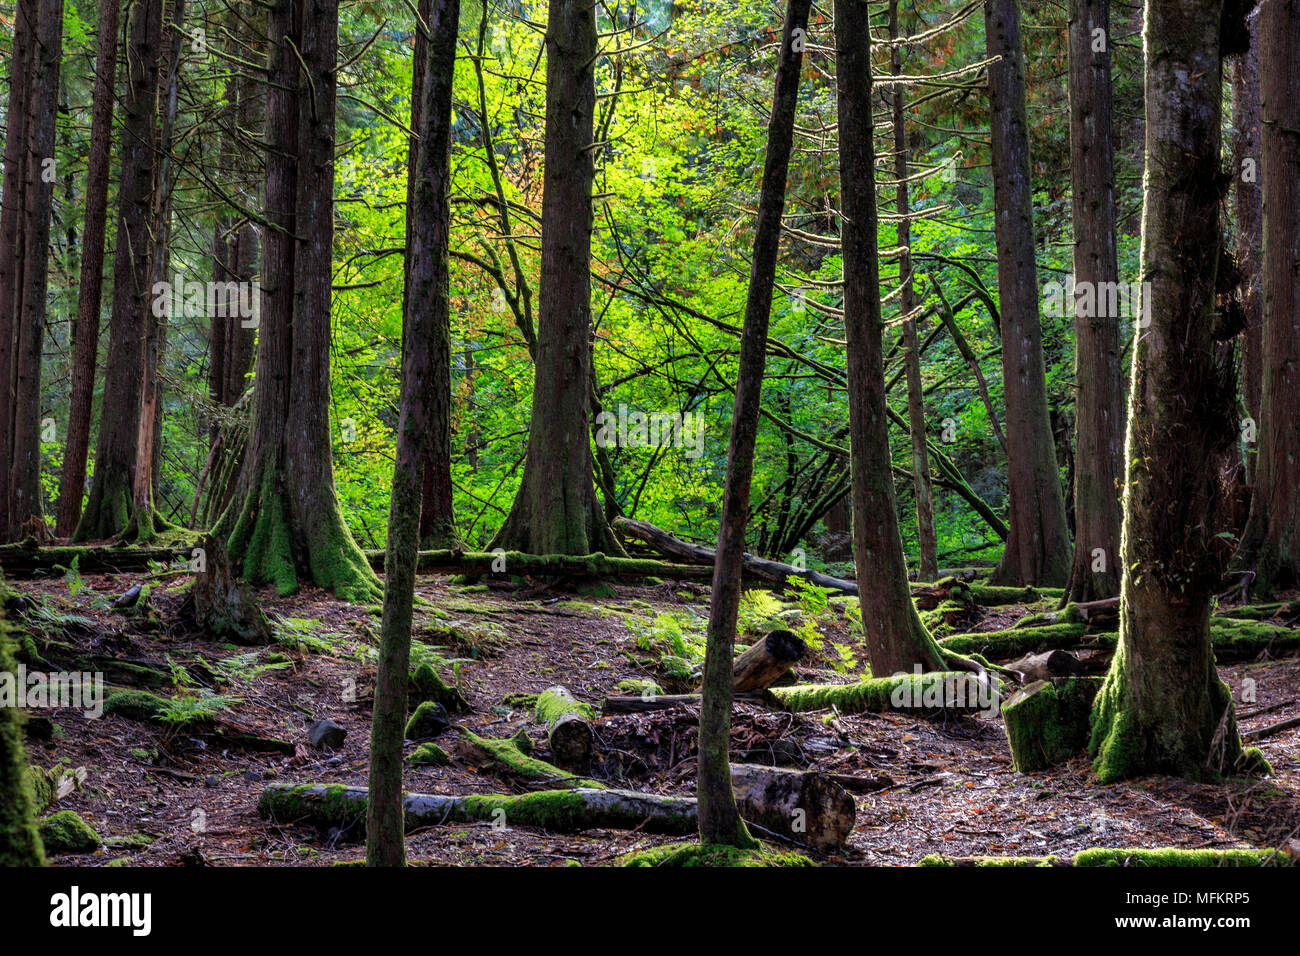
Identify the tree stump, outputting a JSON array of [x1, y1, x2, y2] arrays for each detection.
[[181, 534, 271, 645], [1002, 677, 1102, 772]]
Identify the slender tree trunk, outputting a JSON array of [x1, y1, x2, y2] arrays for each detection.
[[368, 0, 461, 867], [57, 0, 120, 538], [1062, 0, 1122, 602], [74, 0, 165, 542], [1231, 10, 1263, 468], [1089, 0, 1252, 783], [0, 0, 36, 541], [216, 0, 380, 601], [1232, 0, 1300, 594], [890, 0, 938, 582], [488, 0, 623, 557], [985, 0, 1072, 587], [698, 0, 810, 850], [0, 576, 45, 865], [839, 0, 949, 677], [7, 0, 64, 540]]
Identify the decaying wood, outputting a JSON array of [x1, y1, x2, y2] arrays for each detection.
[[179, 534, 272, 645], [533, 686, 594, 772], [733, 629, 808, 692], [601, 691, 773, 714], [728, 763, 855, 849], [1005, 649, 1086, 683]]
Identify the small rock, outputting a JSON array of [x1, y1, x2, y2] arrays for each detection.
[[404, 701, 450, 740], [325, 755, 342, 768], [204, 774, 219, 787], [113, 584, 143, 609], [243, 768, 261, 782], [308, 718, 347, 750]]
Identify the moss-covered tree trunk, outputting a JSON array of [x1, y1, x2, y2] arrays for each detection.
[[74, 0, 164, 543], [214, 0, 380, 602], [1231, 0, 1300, 595], [985, 0, 1072, 588], [839, 0, 950, 677], [1062, 0, 1123, 603], [488, 0, 624, 557], [698, 0, 810, 850], [1089, 0, 1250, 783], [367, 0, 461, 867], [0, 575, 45, 865], [1230, 12, 1263, 473]]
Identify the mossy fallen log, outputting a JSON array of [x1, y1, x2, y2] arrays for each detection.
[[259, 782, 699, 839], [262, 764, 856, 847], [1072, 848, 1294, 867], [601, 691, 772, 714], [768, 671, 1000, 717], [456, 728, 607, 789], [1002, 677, 1103, 772], [102, 689, 294, 753], [940, 619, 1299, 662], [533, 686, 595, 772], [618, 842, 815, 867], [918, 854, 1063, 867], [0, 542, 189, 577]]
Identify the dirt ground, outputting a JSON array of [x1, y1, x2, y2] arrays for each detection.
[[11, 569, 1300, 866]]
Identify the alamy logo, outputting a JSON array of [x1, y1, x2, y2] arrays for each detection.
[[1042, 274, 1151, 327], [49, 886, 152, 936], [889, 665, 999, 718], [0, 665, 103, 718], [152, 274, 259, 327], [594, 404, 704, 459]]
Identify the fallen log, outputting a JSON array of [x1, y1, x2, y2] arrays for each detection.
[[601, 691, 772, 714], [261, 764, 856, 848], [1005, 649, 1086, 684], [0, 542, 191, 577], [533, 686, 595, 772], [769, 672, 1000, 717], [612, 517, 859, 594], [456, 728, 606, 789], [733, 629, 807, 692]]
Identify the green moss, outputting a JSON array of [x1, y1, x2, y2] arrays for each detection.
[[1074, 848, 1294, 867], [615, 679, 664, 697], [103, 689, 168, 723], [769, 671, 999, 715], [1002, 677, 1102, 772], [1236, 746, 1272, 776], [535, 687, 595, 724], [409, 663, 468, 713], [38, 810, 101, 854], [918, 854, 1061, 867], [409, 742, 451, 766], [0, 595, 45, 865], [617, 842, 815, 867], [940, 623, 1100, 657], [404, 701, 450, 740], [460, 729, 606, 788], [501, 692, 538, 710]]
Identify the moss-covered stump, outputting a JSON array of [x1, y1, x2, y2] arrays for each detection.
[[258, 782, 700, 840], [38, 810, 101, 854], [408, 742, 451, 766], [534, 686, 595, 772], [456, 728, 607, 789], [1002, 677, 1103, 772], [408, 662, 469, 713], [618, 842, 815, 867], [0, 583, 45, 865], [404, 701, 450, 740], [918, 854, 1063, 867], [769, 671, 999, 717], [1073, 848, 1294, 867]]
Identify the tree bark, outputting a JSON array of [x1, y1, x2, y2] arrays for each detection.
[[57, 0, 121, 538], [215, 0, 380, 602], [74, 0, 165, 542], [985, 0, 1072, 587], [890, 0, 938, 582], [1063, 0, 1122, 602], [697, 0, 810, 851], [1231, 10, 1264, 461], [1088, 0, 1252, 784], [1231, 0, 1300, 595], [488, 0, 624, 557], [838, 0, 951, 677], [367, 0, 461, 868]]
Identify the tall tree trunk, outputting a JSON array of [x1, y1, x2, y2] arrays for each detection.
[[1232, 0, 1300, 594], [1231, 10, 1263, 467], [1062, 0, 1122, 602], [697, 0, 810, 850], [1089, 0, 1252, 784], [74, 0, 165, 542], [57, 0, 120, 538], [0, 576, 45, 865], [216, 0, 380, 602], [488, 0, 623, 557], [889, 1, 938, 582], [0, 0, 36, 541], [985, 0, 1072, 587], [368, 0, 461, 867], [8, 0, 64, 541], [840, 0, 949, 677]]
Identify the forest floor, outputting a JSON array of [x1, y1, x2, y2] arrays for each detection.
[[10, 566, 1300, 867]]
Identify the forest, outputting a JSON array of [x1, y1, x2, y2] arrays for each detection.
[[0, 0, 1298, 888]]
